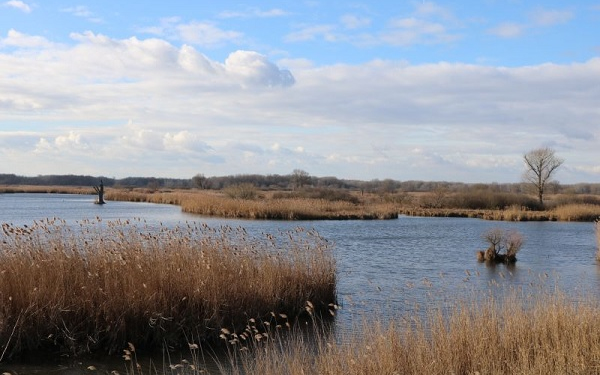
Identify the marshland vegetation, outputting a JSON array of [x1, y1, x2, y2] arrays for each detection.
[[207, 290, 600, 375], [0, 219, 336, 359], [0, 192, 599, 373], [2, 172, 600, 222]]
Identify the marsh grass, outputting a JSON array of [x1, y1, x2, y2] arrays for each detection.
[[114, 289, 600, 375], [0, 219, 336, 359], [596, 220, 600, 261], [106, 189, 398, 220]]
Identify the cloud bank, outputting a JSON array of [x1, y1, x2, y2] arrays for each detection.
[[0, 30, 599, 183]]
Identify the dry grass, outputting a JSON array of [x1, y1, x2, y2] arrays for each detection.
[[400, 203, 600, 222], [0, 185, 93, 194], [3, 186, 598, 222], [116, 290, 600, 375], [552, 204, 600, 222], [0, 219, 336, 359], [596, 220, 600, 262], [105, 189, 398, 220]]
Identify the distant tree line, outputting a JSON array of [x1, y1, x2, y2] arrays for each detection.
[[1, 172, 599, 195]]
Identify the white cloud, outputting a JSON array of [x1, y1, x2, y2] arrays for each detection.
[[139, 18, 242, 47], [340, 14, 371, 29], [488, 8, 573, 39], [176, 22, 243, 47], [61, 5, 102, 23], [225, 50, 295, 87], [3, 0, 30, 13], [530, 8, 573, 26], [284, 24, 337, 42], [1, 31, 599, 182], [487, 22, 525, 38], [33, 131, 90, 154], [164, 131, 210, 153], [0, 29, 52, 48], [218, 8, 289, 19]]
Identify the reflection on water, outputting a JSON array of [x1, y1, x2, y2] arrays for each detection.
[[0, 194, 598, 372]]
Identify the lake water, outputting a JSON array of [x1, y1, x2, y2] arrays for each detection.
[[0, 193, 598, 373]]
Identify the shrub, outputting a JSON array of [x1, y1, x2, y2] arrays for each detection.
[[272, 187, 360, 204], [223, 183, 258, 200], [477, 228, 524, 263], [444, 191, 541, 210]]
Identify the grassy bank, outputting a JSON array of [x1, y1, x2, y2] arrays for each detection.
[[2, 185, 599, 222], [0, 219, 336, 359], [104, 189, 399, 220]]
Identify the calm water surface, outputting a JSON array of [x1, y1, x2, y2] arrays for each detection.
[[0, 193, 597, 373]]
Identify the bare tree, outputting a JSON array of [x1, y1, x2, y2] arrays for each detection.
[[523, 147, 564, 205], [192, 173, 207, 189], [291, 169, 310, 190]]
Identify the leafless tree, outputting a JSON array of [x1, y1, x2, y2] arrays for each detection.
[[291, 169, 310, 190], [523, 147, 564, 205], [192, 173, 207, 189]]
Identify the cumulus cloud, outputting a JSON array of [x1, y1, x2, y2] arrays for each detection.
[[3, 0, 30, 13], [0, 29, 52, 48], [225, 50, 295, 87], [33, 131, 90, 154], [1, 30, 599, 181], [164, 131, 211, 153]]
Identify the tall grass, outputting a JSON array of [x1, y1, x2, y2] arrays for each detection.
[[596, 219, 600, 261], [0, 219, 336, 359], [105, 190, 398, 220], [116, 289, 600, 375]]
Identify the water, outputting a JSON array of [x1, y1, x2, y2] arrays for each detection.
[[0, 193, 598, 372]]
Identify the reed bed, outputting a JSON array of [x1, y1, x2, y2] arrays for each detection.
[[0, 185, 93, 194], [552, 203, 600, 222], [105, 190, 398, 220], [400, 203, 600, 222], [0, 219, 336, 359], [596, 220, 600, 261], [115, 289, 600, 375]]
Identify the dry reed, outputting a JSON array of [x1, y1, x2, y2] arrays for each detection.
[[0, 219, 336, 358], [116, 289, 600, 375], [596, 220, 600, 261], [105, 189, 398, 220]]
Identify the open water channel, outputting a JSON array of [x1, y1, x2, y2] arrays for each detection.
[[0, 193, 597, 373]]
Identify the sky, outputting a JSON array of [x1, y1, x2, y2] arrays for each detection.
[[0, 1, 599, 183]]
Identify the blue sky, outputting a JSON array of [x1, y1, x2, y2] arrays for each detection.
[[1, 1, 599, 183]]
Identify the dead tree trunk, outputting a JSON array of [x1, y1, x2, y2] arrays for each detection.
[[93, 179, 106, 204]]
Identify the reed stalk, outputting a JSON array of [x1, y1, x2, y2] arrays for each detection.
[[0, 219, 336, 358]]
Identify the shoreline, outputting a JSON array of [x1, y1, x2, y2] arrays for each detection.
[[1, 185, 599, 222]]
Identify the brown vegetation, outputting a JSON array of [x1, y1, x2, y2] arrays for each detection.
[[117, 290, 600, 375], [596, 220, 600, 262], [0, 219, 336, 359], [477, 228, 523, 263], [2, 184, 599, 222], [105, 189, 398, 220]]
